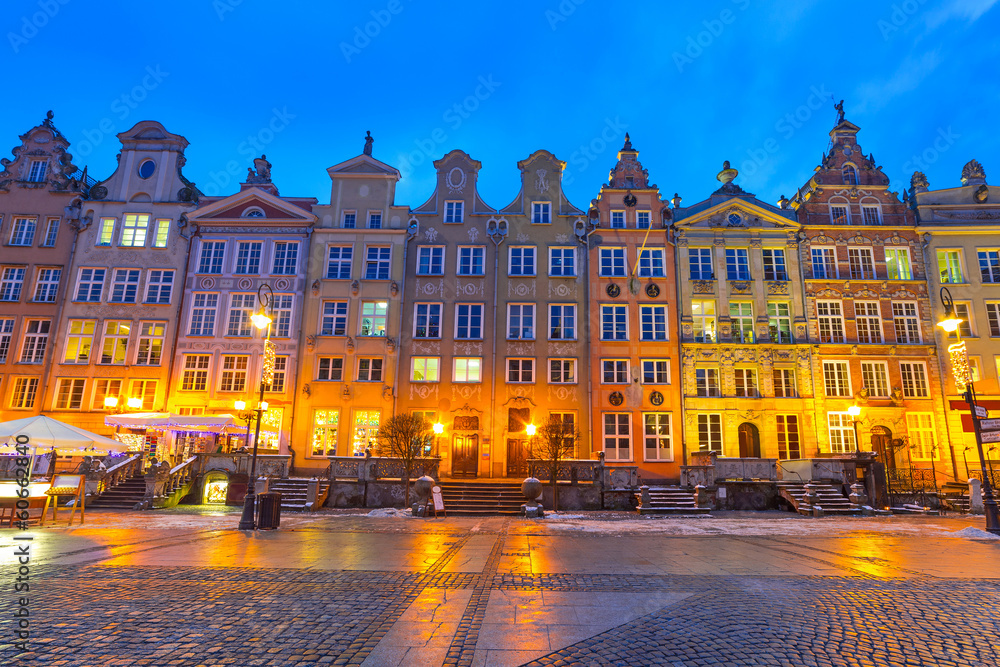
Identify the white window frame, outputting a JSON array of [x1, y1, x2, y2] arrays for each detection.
[[54, 378, 86, 410], [119, 213, 150, 247], [189, 293, 219, 336], [508, 246, 537, 277], [9, 217, 36, 246], [453, 357, 482, 383], [506, 357, 535, 383], [413, 302, 442, 339], [548, 247, 576, 277], [411, 357, 440, 383], [822, 361, 852, 397], [828, 412, 856, 453], [906, 413, 936, 460], [99, 320, 130, 365], [848, 247, 876, 280], [445, 201, 464, 224], [817, 300, 845, 343], [317, 357, 344, 381], [457, 246, 486, 276], [860, 361, 890, 398], [600, 304, 628, 341], [416, 246, 445, 276], [811, 246, 838, 279], [599, 247, 626, 277], [602, 359, 629, 384], [366, 210, 383, 229], [697, 414, 723, 453], [359, 301, 388, 337], [641, 359, 670, 385], [643, 413, 673, 461], [455, 303, 484, 340], [548, 358, 576, 384], [234, 241, 263, 274], [899, 361, 930, 398], [507, 303, 535, 340], [855, 301, 883, 344], [33, 268, 61, 303], [637, 248, 666, 278], [603, 412, 632, 461], [885, 247, 912, 280], [937, 249, 964, 284], [144, 269, 174, 305], [357, 357, 384, 382], [363, 246, 391, 280], [548, 304, 576, 340], [532, 201, 551, 224], [326, 245, 353, 279], [892, 301, 921, 344]]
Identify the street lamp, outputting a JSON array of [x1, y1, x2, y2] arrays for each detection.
[[847, 404, 861, 452], [937, 285, 1000, 533], [238, 284, 275, 531]]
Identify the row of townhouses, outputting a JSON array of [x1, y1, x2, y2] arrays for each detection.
[[0, 112, 996, 484]]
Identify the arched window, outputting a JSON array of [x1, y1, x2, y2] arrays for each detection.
[[842, 164, 858, 185], [242, 207, 265, 218]]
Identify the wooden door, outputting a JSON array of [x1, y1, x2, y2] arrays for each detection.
[[507, 439, 528, 478], [452, 434, 479, 477], [738, 423, 761, 458]]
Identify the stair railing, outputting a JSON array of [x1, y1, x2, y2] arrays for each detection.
[[104, 454, 143, 489], [166, 457, 198, 495]]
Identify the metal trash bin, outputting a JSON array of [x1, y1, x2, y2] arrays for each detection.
[[257, 491, 282, 530]]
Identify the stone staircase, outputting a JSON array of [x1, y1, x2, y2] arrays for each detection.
[[778, 482, 857, 516], [268, 478, 330, 512], [437, 481, 524, 515], [637, 486, 711, 515], [88, 475, 147, 510]]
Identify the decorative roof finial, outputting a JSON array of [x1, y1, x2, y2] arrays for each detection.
[[961, 159, 986, 186], [717, 161, 738, 184], [364, 130, 374, 156], [834, 99, 845, 123], [622, 133, 632, 151]]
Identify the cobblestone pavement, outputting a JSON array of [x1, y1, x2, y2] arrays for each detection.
[[1, 511, 998, 666]]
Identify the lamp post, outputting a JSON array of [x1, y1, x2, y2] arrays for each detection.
[[238, 284, 275, 531], [847, 404, 861, 452], [938, 286, 1000, 533], [432, 422, 444, 457]]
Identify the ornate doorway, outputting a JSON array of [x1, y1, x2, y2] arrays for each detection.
[[452, 434, 479, 478], [738, 423, 761, 458], [871, 426, 896, 471]]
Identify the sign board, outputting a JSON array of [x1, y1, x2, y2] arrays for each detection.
[[980, 430, 1000, 444], [979, 418, 1000, 432], [431, 485, 445, 512], [975, 405, 988, 419]]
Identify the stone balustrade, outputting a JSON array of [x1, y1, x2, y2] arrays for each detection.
[[325, 456, 440, 482], [527, 459, 638, 489]]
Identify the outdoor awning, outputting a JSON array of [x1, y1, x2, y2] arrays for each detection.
[[0, 415, 132, 456], [105, 413, 234, 433]]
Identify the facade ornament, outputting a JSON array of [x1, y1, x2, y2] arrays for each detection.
[[306, 334, 316, 350], [446, 166, 466, 193], [534, 169, 549, 193], [343, 384, 351, 400], [390, 281, 399, 296], [835, 99, 845, 123], [961, 159, 986, 186], [302, 384, 311, 397], [363, 130, 374, 156], [311, 279, 320, 296], [910, 171, 929, 191], [247, 155, 272, 183], [385, 337, 396, 352], [351, 280, 359, 295], [346, 337, 355, 352]]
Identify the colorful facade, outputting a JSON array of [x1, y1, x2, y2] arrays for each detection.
[[43, 121, 200, 436], [168, 157, 317, 460], [674, 162, 815, 463], [792, 117, 951, 480], [292, 141, 409, 475], [0, 114, 994, 484], [913, 159, 998, 480], [0, 113, 88, 424], [585, 136, 682, 481]]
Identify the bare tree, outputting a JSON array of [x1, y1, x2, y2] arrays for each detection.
[[376, 413, 432, 506], [530, 415, 579, 511]]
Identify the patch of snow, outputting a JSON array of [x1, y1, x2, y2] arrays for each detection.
[[544, 513, 588, 520], [365, 508, 412, 518], [951, 526, 1000, 540]]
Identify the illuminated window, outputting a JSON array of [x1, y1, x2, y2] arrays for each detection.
[[120, 213, 149, 247], [11, 377, 39, 409], [63, 320, 95, 363], [100, 321, 130, 364], [453, 357, 481, 382], [828, 412, 855, 453], [729, 303, 753, 343], [885, 248, 912, 280], [97, 218, 115, 246], [136, 322, 165, 366], [153, 219, 170, 248], [0, 318, 13, 364], [92, 379, 122, 411], [643, 413, 672, 461], [767, 302, 792, 343], [692, 301, 716, 342], [352, 410, 380, 455], [906, 413, 936, 460], [604, 413, 631, 460], [54, 378, 86, 410], [360, 301, 387, 336], [181, 355, 210, 391], [311, 410, 339, 457], [411, 357, 440, 382], [219, 355, 249, 392]]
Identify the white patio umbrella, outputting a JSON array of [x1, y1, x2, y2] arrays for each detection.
[[0, 415, 131, 475]]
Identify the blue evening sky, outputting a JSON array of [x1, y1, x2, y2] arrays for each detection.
[[3, 0, 998, 211]]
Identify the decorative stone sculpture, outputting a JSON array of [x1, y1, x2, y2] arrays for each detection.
[[961, 159, 986, 186], [364, 130, 374, 156], [521, 477, 544, 518]]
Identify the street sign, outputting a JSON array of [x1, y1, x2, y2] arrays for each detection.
[[975, 405, 988, 419], [979, 418, 1000, 431], [980, 430, 1000, 444]]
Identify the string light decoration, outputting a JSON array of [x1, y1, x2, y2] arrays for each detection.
[[948, 341, 971, 390], [262, 339, 276, 387]]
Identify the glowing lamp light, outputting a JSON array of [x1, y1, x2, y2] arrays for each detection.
[[847, 405, 861, 418], [259, 401, 269, 411], [104, 396, 119, 408], [949, 341, 972, 389], [433, 422, 444, 435], [937, 315, 963, 333], [251, 311, 272, 330], [234, 400, 247, 411], [127, 397, 143, 409], [525, 424, 536, 437]]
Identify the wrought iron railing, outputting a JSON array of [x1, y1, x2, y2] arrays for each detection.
[[886, 467, 938, 493]]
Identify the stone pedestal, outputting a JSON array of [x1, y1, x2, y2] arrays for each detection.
[[849, 482, 868, 507], [969, 479, 984, 515], [639, 485, 651, 507], [520, 477, 544, 518]]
